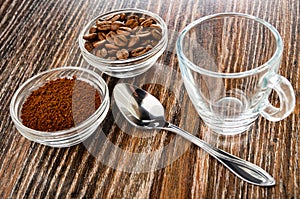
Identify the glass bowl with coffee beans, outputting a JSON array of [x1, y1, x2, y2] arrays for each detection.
[[78, 8, 168, 78], [10, 67, 110, 148]]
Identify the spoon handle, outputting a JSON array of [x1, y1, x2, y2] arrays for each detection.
[[164, 123, 275, 186]]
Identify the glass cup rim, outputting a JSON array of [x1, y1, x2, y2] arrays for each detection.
[[9, 66, 109, 137], [176, 12, 283, 78], [78, 8, 168, 65]]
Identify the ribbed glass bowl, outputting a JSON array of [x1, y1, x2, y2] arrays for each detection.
[[10, 67, 109, 148], [78, 8, 168, 78]]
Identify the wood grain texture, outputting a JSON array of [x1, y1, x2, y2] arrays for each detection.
[[0, 0, 299, 198]]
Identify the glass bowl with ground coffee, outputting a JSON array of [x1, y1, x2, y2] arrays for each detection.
[[78, 8, 168, 78], [10, 67, 109, 148]]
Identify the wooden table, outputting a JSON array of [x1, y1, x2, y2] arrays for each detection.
[[1, 0, 299, 198]]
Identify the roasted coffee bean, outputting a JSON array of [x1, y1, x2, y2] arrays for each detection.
[[106, 14, 121, 22], [84, 42, 94, 52], [151, 29, 162, 40], [100, 48, 108, 57], [150, 24, 162, 30], [139, 17, 146, 24], [125, 19, 139, 29], [96, 20, 112, 30], [116, 49, 129, 59], [127, 15, 139, 20], [150, 40, 158, 46], [131, 47, 146, 57], [119, 26, 132, 32], [146, 44, 153, 51], [93, 40, 106, 48], [132, 25, 143, 33], [89, 25, 98, 33], [98, 32, 106, 41], [136, 31, 151, 38], [83, 33, 98, 40], [107, 49, 117, 56], [97, 24, 112, 31], [95, 49, 102, 57], [141, 18, 153, 27], [120, 13, 126, 21], [106, 31, 117, 44], [139, 39, 150, 46], [116, 28, 131, 36], [114, 35, 128, 46], [128, 36, 139, 47], [111, 21, 124, 31], [95, 48, 107, 57], [105, 43, 119, 50], [106, 30, 117, 37]]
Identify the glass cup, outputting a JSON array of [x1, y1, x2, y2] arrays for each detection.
[[176, 13, 295, 135]]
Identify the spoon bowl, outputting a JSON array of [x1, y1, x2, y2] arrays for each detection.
[[113, 84, 167, 129], [113, 83, 276, 186]]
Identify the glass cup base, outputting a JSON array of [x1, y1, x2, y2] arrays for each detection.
[[200, 115, 258, 135], [205, 123, 253, 135]]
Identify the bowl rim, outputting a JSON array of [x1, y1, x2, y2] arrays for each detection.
[[78, 8, 168, 66], [10, 66, 110, 137]]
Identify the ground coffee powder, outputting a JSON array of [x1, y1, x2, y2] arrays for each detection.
[[21, 77, 101, 132]]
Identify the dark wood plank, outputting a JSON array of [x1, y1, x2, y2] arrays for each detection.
[[0, 0, 299, 198]]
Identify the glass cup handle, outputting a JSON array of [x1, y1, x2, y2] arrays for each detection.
[[261, 73, 296, 121]]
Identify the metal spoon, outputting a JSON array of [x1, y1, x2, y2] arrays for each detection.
[[113, 83, 275, 186]]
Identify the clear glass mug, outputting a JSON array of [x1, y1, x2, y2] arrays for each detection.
[[176, 13, 295, 135]]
